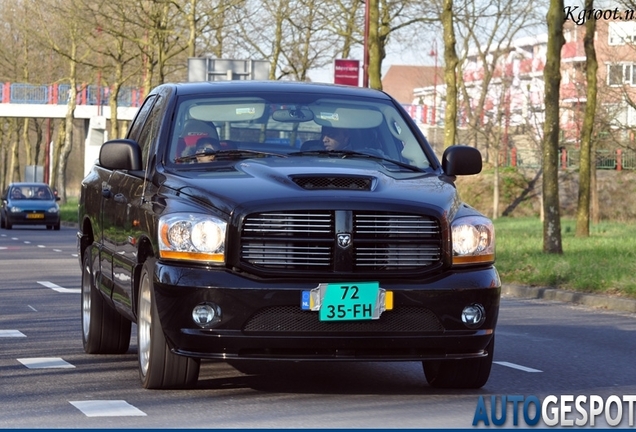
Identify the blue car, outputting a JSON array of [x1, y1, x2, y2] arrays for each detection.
[[1, 182, 61, 230]]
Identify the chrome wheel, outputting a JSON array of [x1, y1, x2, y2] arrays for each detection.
[[81, 258, 92, 343], [137, 271, 152, 378]]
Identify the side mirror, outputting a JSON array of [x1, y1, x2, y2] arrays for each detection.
[[99, 139, 143, 171], [441, 145, 482, 176]]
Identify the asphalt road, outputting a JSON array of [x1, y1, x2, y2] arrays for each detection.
[[1, 226, 635, 428]]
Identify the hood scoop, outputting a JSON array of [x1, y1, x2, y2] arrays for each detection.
[[291, 175, 373, 191]]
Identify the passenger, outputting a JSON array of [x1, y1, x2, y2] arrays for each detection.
[[195, 137, 221, 163], [321, 127, 351, 151], [36, 187, 50, 199], [10, 188, 24, 199], [176, 119, 219, 162], [178, 145, 196, 163]]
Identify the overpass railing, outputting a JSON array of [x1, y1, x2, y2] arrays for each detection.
[[506, 147, 636, 171], [1, 82, 143, 107]]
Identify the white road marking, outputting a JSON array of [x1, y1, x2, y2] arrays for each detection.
[[69, 401, 147, 417], [38, 245, 45, 248], [11, 237, 18, 240], [37, 281, 81, 294], [18, 357, 75, 369], [53, 249, 62, 252], [27, 305, 37, 311], [24, 241, 30, 244], [494, 361, 542, 373], [0, 330, 26, 338], [0, 246, 7, 250]]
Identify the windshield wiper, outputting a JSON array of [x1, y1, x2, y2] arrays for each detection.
[[176, 149, 287, 163], [289, 150, 424, 172]]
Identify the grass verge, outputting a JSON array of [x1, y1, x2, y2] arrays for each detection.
[[59, 196, 79, 225], [494, 217, 636, 299]]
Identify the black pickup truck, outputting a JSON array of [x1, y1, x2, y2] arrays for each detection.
[[78, 80, 500, 389]]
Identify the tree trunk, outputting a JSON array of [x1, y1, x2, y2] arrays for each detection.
[[493, 160, 499, 219], [55, 44, 79, 204], [8, 119, 21, 182], [575, 0, 597, 237], [368, 0, 382, 89], [542, 0, 565, 254], [441, 0, 458, 148]]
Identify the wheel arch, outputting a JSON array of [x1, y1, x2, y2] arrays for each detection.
[[79, 216, 95, 265], [133, 236, 155, 322]]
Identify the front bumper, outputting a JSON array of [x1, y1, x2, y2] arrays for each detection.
[[6, 212, 60, 226], [152, 262, 501, 361]]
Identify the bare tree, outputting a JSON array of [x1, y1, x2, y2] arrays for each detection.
[[366, 0, 435, 89], [31, 0, 92, 203], [232, 0, 334, 81], [76, 0, 143, 139], [542, 0, 564, 254], [326, 0, 364, 58]]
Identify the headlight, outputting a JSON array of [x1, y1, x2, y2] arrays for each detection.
[[158, 213, 227, 263], [48, 205, 59, 213], [10, 206, 22, 213], [451, 216, 495, 265]]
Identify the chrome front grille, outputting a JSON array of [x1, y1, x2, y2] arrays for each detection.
[[240, 211, 442, 273], [353, 213, 441, 270], [241, 212, 334, 269]]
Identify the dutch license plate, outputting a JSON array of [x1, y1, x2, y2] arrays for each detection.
[[301, 282, 393, 321], [26, 213, 44, 219]]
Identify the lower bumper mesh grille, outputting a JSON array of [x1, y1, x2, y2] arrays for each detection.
[[243, 306, 443, 333]]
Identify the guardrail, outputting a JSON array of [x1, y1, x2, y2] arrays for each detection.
[[1, 82, 143, 107]]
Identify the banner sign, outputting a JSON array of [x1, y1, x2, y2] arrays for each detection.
[[334, 59, 360, 86]]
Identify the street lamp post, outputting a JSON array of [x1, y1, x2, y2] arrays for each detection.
[[363, 0, 369, 88]]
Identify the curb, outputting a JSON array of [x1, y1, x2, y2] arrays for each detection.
[[502, 284, 636, 314]]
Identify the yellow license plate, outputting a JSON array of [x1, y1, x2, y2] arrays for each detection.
[[26, 213, 44, 219]]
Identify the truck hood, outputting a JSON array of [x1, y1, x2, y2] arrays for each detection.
[[161, 156, 462, 218]]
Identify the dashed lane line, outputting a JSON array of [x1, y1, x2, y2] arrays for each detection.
[[69, 401, 147, 417], [494, 361, 543, 373], [0, 330, 26, 337], [37, 281, 81, 294], [18, 357, 75, 369]]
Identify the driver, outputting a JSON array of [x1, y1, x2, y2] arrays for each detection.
[[322, 127, 351, 151]]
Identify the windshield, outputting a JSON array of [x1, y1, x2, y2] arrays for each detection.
[[9, 185, 54, 200], [166, 93, 432, 170]]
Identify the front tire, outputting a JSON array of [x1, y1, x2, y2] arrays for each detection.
[[137, 259, 200, 389], [81, 246, 131, 354], [423, 336, 495, 389]]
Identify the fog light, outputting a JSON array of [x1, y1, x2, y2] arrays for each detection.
[[461, 304, 486, 328], [192, 303, 221, 327]]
